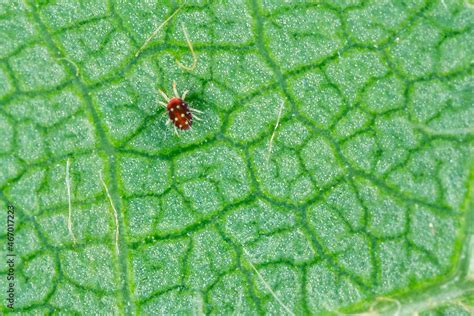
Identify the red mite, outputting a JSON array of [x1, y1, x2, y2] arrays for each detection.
[[158, 81, 202, 135]]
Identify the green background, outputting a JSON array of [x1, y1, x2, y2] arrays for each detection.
[[0, 0, 473, 314]]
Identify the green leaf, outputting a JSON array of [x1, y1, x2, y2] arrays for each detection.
[[0, 0, 473, 314]]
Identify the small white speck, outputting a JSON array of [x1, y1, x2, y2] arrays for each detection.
[[181, 113, 185, 117], [175, 117, 178, 121]]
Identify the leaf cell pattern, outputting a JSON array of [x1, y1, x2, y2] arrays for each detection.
[[0, 0, 473, 314]]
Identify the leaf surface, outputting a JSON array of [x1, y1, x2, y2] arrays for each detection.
[[0, 0, 473, 314]]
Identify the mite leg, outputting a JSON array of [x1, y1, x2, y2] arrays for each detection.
[[159, 101, 168, 108], [173, 81, 179, 98], [189, 107, 203, 114], [173, 125, 179, 137], [159, 89, 169, 102], [181, 90, 189, 100]]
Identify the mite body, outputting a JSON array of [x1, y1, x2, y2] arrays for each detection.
[[167, 97, 192, 130], [158, 81, 202, 135]]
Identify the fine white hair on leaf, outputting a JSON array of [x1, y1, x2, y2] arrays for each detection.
[[99, 172, 120, 255], [267, 100, 285, 162], [135, 4, 184, 58], [365, 296, 401, 316], [441, 0, 447, 9], [58, 57, 80, 77], [242, 247, 295, 316], [413, 123, 474, 137], [194, 292, 205, 316], [66, 158, 76, 244], [176, 23, 197, 71], [234, 289, 243, 316]]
